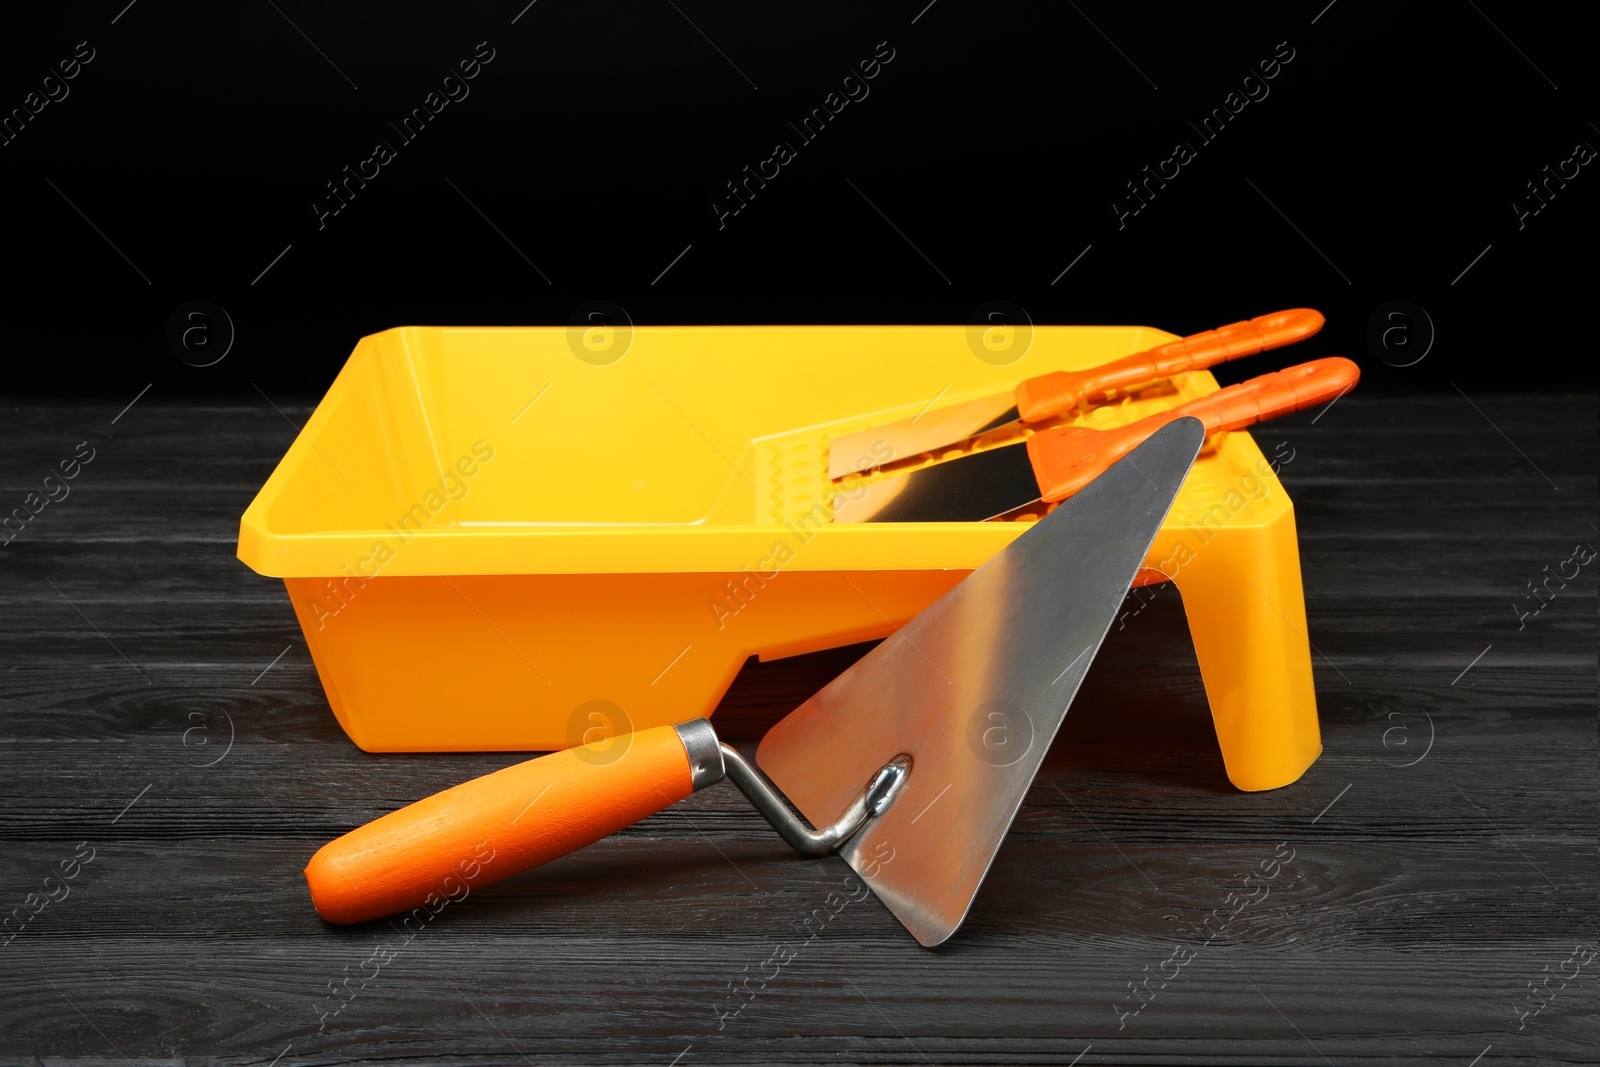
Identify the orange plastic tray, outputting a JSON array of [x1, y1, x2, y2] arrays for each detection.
[[238, 325, 1322, 791]]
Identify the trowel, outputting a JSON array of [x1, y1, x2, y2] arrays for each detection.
[[304, 418, 1205, 946]]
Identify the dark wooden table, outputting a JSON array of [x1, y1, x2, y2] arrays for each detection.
[[2, 392, 1594, 1066]]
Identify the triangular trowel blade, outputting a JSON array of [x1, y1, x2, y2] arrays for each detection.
[[756, 416, 1205, 946]]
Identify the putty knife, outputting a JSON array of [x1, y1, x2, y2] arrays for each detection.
[[826, 308, 1322, 479], [832, 356, 1358, 524], [303, 418, 1205, 945]]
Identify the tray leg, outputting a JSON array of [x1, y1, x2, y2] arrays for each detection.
[[1155, 508, 1323, 791]]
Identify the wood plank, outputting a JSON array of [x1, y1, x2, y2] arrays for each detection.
[[0, 395, 1594, 1065]]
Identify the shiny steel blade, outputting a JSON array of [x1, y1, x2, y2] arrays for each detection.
[[757, 417, 1204, 946], [831, 440, 1041, 523], [827, 393, 1020, 480]]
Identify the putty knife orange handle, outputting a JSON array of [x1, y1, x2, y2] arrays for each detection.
[[1026, 356, 1359, 504], [1014, 308, 1324, 423], [305, 723, 706, 924]]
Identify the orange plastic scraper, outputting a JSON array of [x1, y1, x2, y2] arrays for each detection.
[[831, 356, 1359, 523], [826, 307, 1324, 479], [302, 419, 1207, 946]]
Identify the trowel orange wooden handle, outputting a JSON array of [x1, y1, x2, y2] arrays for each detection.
[[305, 724, 696, 924], [1027, 356, 1359, 503], [1014, 308, 1324, 423]]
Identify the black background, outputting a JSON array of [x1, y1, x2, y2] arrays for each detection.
[[1, 0, 1593, 399], [2, 7, 1596, 1063]]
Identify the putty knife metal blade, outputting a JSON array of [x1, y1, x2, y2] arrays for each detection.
[[827, 393, 1021, 480], [757, 416, 1204, 946], [831, 438, 1044, 523]]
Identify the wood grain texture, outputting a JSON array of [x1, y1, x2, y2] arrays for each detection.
[[0, 393, 1595, 1065]]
